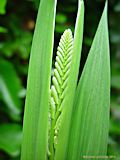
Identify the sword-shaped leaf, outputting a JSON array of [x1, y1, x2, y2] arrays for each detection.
[[21, 0, 57, 159], [67, 2, 110, 160], [55, 1, 84, 159]]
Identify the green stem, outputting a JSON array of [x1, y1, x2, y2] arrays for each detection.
[[49, 108, 61, 160], [49, 118, 55, 160]]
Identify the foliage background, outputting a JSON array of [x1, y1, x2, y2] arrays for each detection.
[[0, 0, 120, 159]]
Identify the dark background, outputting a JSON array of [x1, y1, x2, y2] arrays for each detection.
[[0, 0, 120, 159]]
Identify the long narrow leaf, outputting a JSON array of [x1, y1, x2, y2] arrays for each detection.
[[55, 1, 84, 159], [67, 2, 110, 160], [21, 0, 57, 159], [0, 59, 22, 120]]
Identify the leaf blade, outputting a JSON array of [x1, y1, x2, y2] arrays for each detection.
[[21, 0, 57, 159], [0, 124, 22, 157], [0, 59, 22, 120], [55, 1, 84, 159], [67, 2, 110, 160]]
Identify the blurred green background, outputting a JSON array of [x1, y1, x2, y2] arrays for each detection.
[[0, 0, 120, 159]]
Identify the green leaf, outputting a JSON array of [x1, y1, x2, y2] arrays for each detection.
[[0, 124, 22, 157], [111, 75, 120, 89], [0, 0, 7, 14], [0, 59, 22, 120], [55, 1, 84, 159], [21, 0, 57, 159], [67, 2, 110, 160], [0, 31, 32, 58], [56, 13, 67, 24], [0, 26, 7, 33], [110, 120, 120, 135]]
